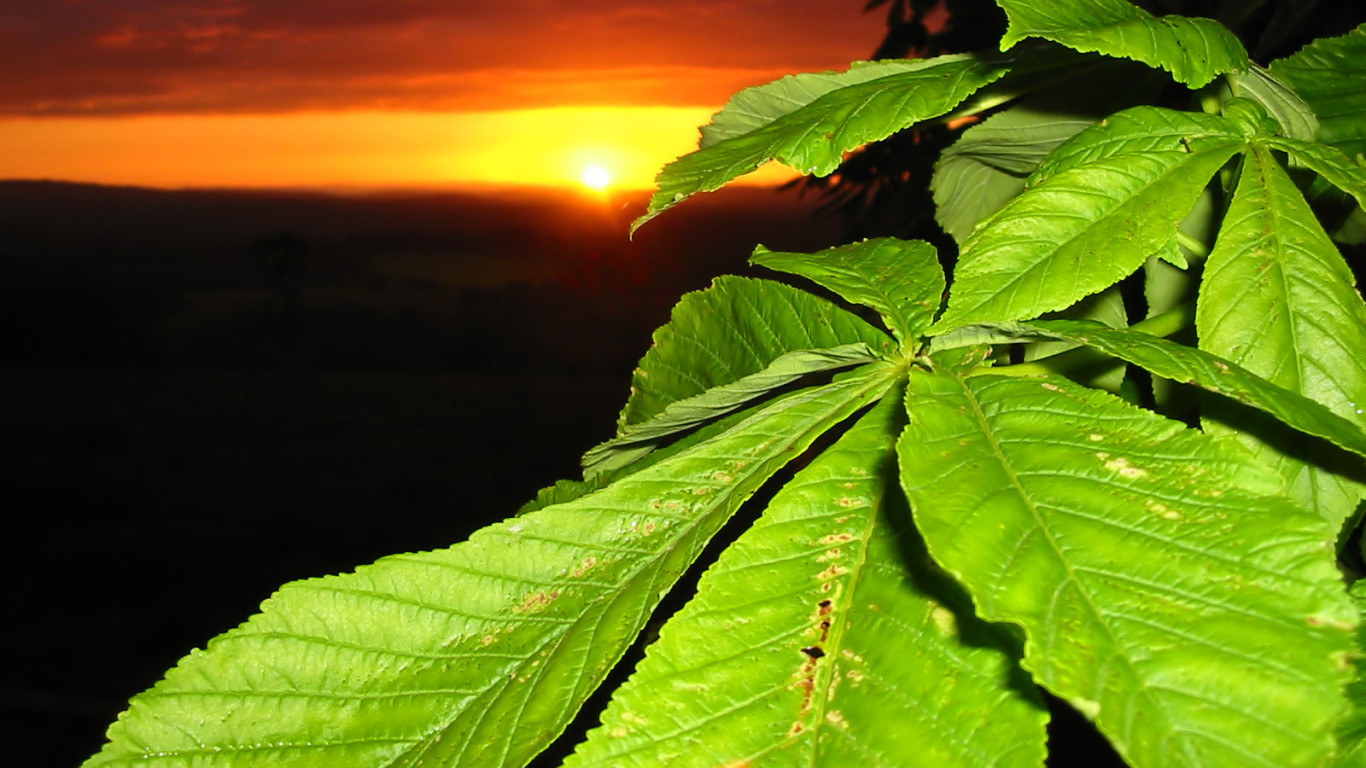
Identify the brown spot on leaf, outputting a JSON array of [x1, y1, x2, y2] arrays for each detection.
[[817, 564, 848, 580], [512, 590, 560, 614]]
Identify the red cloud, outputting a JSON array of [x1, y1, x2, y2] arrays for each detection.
[[0, 1, 885, 116]]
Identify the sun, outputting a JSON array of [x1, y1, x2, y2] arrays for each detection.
[[581, 164, 612, 191]]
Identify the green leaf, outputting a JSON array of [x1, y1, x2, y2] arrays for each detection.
[[583, 343, 877, 477], [1228, 66, 1319, 142], [932, 102, 1099, 245], [1339, 579, 1366, 765], [636, 54, 1010, 229], [997, 318, 1366, 467], [932, 108, 1243, 332], [85, 361, 902, 768], [1265, 135, 1366, 211], [619, 276, 891, 430], [1197, 143, 1366, 528], [751, 238, 944, 347], [568, 392, 1048, 767], [1270, 23, 1366, 156], [898, 368, 1355, 768], [996, 0, 1248, 88], [698, 59, 966, 149], [1030, 107, 1243, 181], [931, 70, 1182, 245]]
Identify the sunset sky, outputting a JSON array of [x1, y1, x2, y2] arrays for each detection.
[[0, 1, 888, 190]]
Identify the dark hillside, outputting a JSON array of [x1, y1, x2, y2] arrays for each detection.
[[0, 180, 845, 766]]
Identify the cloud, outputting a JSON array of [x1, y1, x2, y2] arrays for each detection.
[[0, 0, 885, 116]]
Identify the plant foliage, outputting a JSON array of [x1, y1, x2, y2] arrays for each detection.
[[87, 1, 1366, 766]]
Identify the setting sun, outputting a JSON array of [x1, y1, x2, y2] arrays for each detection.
[[581, 164, 612, 190]]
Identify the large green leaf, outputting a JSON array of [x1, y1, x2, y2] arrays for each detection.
[[751, 238, 944, 347], [618, 276, 890, 429], [996, 0, 1248, 88], [932, 107, 1243, 331], [636, 54, 1009, 229], [898, 367, 1355, 768], [932, 102, 1099, 245], [567, 392, 1048, 767], [1270, 23, 1366, 156], [583, 344, 877, 477], [1197, 143, 1366, 528], [85, 361, 901, 768]]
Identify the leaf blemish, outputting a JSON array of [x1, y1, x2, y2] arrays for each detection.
[[512, 590, 560, 614], [1145, 499, 1182, 520], [930, 605, 957, 636], [1103, 456, 1149, 479], [817, 564, 848, 580]]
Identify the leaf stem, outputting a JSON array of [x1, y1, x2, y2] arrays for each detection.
[[1175, 230, 1210, 258]]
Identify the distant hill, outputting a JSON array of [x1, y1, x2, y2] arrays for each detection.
[[0, 180, 848, 372]]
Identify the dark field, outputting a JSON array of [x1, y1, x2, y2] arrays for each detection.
[[0, 180, 846, 765]]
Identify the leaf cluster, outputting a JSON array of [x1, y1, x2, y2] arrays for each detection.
[[85, 1, 1366, 766]]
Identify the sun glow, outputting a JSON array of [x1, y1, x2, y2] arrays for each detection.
[[581, 164, 612, 190]]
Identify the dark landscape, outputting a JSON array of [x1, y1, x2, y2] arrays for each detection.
[[0, 179, 849, 766]]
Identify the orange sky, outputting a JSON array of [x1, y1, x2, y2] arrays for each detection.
[[0, 2, 888, 190], [0, 107, 799, 191]]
